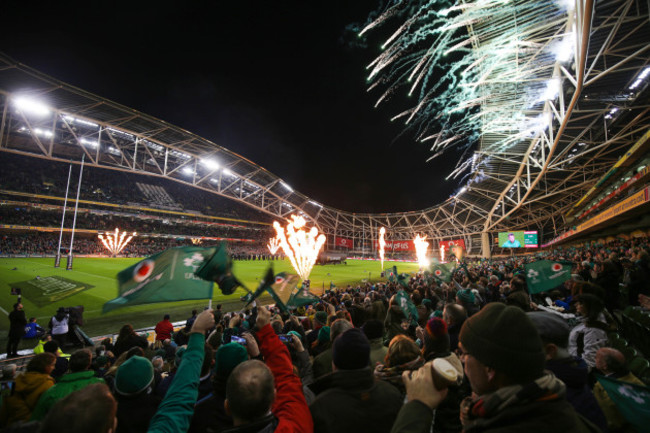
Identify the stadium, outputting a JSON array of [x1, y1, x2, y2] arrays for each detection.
[[1, 0, 650, 432]]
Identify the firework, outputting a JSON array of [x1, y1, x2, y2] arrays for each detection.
[[413, 234, 430, 269], [361, 0, 573, 179], [273, 215, 326, 281], [440, 244, 445, 263], [267, 236, 280, 255], [379, 227, 386, 269], [98, 228, 136, 256]]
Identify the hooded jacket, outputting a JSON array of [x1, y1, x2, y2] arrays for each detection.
[[0, 371, 54, 425]]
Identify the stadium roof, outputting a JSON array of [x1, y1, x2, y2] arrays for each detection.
[[0, 0, 649, 254]]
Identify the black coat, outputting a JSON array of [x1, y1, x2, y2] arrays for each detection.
[[9, 310, 27, 337], [309, 367, 403, 433]]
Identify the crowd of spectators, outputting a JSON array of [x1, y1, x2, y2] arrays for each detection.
[[0, 206, 273, 241], [1, 235, 649, 432], [0, 153, 275, 224]]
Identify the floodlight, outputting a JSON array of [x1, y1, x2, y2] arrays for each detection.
[[182, 166, 194, 175], [33, 128, 53, 138], [280, 181, 293, 191], [14, 96, 51, 117], [80, 137, 98, 147], [201, 158, 219, 170]]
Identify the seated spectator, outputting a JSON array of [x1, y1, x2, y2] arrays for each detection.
[[222, 305, 312, 432], [31, 348, 105, 420], [310, 328, 403, 433], [0, 352, 56, 426], [569, 294, 609, 369], [391, 303, 598, 433], [39, 383, 117, 433], [154, 314, 174, 343], [23, 317, 46, 340], [593, 347, 646, 432], [528, 311, 607, 432], [43, 341, 69, 380]]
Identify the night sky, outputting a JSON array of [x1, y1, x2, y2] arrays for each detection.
[[1, 1, 460, 213]]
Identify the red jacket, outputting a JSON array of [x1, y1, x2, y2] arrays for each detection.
[[257, 323, 313, 433], [155, 319, 174, 341]]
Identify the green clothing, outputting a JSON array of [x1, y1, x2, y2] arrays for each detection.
[[31, 371, 104, 420], [594, 372, 645, 431], [147, 332, 205, 433]]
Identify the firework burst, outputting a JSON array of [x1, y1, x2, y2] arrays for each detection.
[[273, 215, 326, 281], [98, 228, 136, 256]]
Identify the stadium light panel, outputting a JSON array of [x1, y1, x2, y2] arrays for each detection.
[[80, 137, 98, 147], [222, 168, 237, 177], [33, 128, 53, 138], [200, 159, 219, 170], [280, 181, 293, 192], [14, 97, 51, 117]]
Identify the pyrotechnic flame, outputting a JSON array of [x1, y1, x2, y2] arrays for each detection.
[[379, 227, 386, 269], [98, 228, 136, 256], [267, 237, 281, 255], [413, 234, 430, 269], [440, 244, 445, 263], [273, 215, 326, 281]]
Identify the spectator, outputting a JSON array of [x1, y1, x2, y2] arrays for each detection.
[[220, 305, 312, 432], [391, 302, 597, 432], [528, 311, 607, 432], [113, 324, 149, 358], [185, 310, 198, 329], [154, 314, 174, 342], [0, 352, 56, 426], [568, 294, 609, 369], [31, 348, 105, 420], [442, 303, 466, 353], [310, 328, 403, 433], [6, 303, 27, 358], [189, 342, 249, 433], [362, 319, 388, 367], [374, 335, 424, 396], [114, 355, 161, 433], [43, 341, 69, 380], [39, 383, 117, 433], [312, 319, 353, 379], [593, 347, 646, 432]]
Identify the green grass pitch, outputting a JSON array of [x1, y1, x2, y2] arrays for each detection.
[[0, 257, 419, 340]]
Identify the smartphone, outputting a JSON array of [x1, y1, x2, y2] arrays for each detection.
[[279, 334, 292, 343], [231, 335, 247, 345]]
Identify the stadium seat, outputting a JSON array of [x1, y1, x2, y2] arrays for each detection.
[[628, 356, 650, 378]]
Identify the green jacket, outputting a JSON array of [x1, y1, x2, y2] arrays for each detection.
[[147, 331, 205, 433], [31, 371, 104, 420]]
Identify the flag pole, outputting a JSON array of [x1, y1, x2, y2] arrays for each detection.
[[66, 154, 84, 271], [54, 163, 73, 268]]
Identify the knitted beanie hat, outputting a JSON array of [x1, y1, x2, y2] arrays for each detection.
[[314, 311, 328, 325], [459, 302, 545, 383], [115, 356, 154, 395], [318, 326, 331, 344], [333, 328, 370, 370], [214, 342, 248, 379], [362, 319, 384, 340], [425, 317, 450, 354], [456, 288, 475, 305]]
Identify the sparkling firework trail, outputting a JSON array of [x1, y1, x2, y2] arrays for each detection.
[[267, 237, 281, 255], [413, 234, 430, 269], [379, 227, 386, 269], [361, 0, 574, 179], [440, 243, 445, 263], [273, 215, 326, 281], [98, 228, 136, 256]]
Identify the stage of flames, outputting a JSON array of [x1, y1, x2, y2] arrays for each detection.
[[272, 215, 326, 281], [98, 228, 136, 256]]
